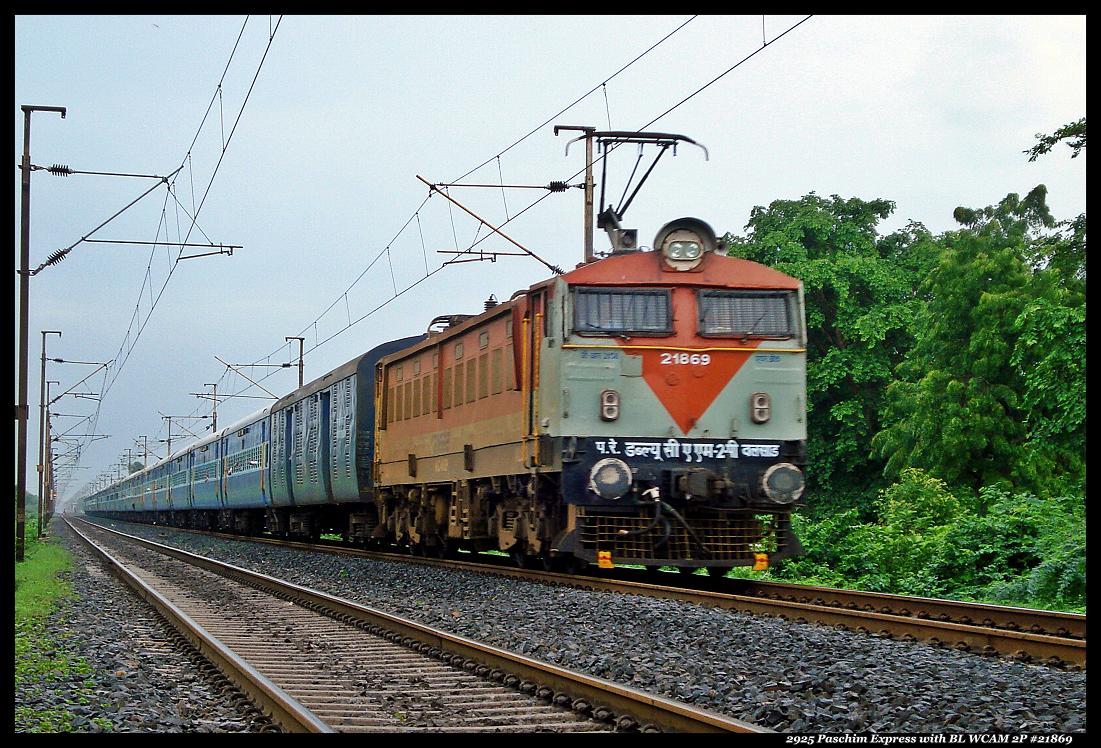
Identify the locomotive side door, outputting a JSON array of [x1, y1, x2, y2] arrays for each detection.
[[523, 288, 547, 469]]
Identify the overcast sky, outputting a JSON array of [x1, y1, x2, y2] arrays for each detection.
[[14, 15, 1086, 505]]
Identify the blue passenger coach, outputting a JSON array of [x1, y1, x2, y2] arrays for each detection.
[[84, 335, 424, 539]]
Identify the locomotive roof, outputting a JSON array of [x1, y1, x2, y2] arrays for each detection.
[[378, 250, 801, 367], [377, 301, 517, 364], [554, 247, 802, 289]]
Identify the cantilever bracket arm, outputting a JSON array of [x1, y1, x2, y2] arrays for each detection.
[[564, 130, 708, 161]]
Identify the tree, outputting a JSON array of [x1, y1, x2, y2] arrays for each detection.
[[1010, 274, 1086, 490], [724, 194, 938, 509], [873, 186, 1083, 495], [1024, 117, 1086, 161]]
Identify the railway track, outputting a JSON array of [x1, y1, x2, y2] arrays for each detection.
[[86, 518, 1084, 670], [65, 516, 767, 733]]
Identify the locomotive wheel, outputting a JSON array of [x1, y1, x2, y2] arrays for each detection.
[[509, 546, 534, 569], [676, 566, 698, 575], [432, 537, 457, 559], [548, 553, 585, 577], [706, 566, 732, 578], [563, 556, 589, 575], [540, 553, 586, 573]]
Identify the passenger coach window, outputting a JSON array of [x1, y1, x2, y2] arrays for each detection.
[[698, 290, 797, 338], [573, 287, 672, 335]]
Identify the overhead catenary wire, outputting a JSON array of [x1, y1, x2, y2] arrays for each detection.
[[100, 15, 283, 402], [436, 15, 820, 275], [29, 172, 180, 275], [33, 13, 251, 277], [449, 15, 698, 185], [73, 16, 283, 494], [453, 15, 816, 262], [225, 14, 702, 390]]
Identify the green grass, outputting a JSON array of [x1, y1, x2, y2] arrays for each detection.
[[15, 518, 114, 733]]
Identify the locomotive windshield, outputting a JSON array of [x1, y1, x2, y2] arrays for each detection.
[[573, 287, 672, 335], [698, 289, 798, 338]]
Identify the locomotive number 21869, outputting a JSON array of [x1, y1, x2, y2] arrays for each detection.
[[660, 352, 711, 365]]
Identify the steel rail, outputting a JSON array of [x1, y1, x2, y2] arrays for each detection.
[[342, 548, 1087, 668], [81, 518, 1086, 669], [69, 517, 767, 733], [63, 516, 333, 732], [731, 581, 1087, 640]]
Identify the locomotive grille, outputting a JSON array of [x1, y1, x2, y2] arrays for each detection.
[[576, 510, 791, 563]]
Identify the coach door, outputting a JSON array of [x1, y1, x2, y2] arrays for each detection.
[[271, 406, 297, 507]]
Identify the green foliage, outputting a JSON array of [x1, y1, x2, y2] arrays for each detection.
[[17, 485, 39, 510], [963, 488, 1086, 609], [1024, 117, 1086, 161], [874, 230, 1032, 490], [873, 185, 1084, 495], [774, 472, 1085, 611], [722, 179, 1084, 611], [1011, 292, 1086, 485], [951, 184, 1056, 237], [15, 528, 112, 732], [724, 194, 938, 504], [834, 470, 962, 596]]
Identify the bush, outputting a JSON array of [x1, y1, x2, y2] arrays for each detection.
[[777, 472, 1085, 611]]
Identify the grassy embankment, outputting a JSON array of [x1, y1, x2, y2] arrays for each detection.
[[15, 515, 113, 732]]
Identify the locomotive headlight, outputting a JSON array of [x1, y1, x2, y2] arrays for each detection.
[[589, 458, 633, 501], [659, 229, 707, 270], [667, 240, 702, 260], [761, 462, 805, 504], [654, 219, 717, 272]]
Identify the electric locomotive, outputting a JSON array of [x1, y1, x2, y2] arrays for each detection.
[[83, 129, 807, 575], [371, 216, 806, 573]]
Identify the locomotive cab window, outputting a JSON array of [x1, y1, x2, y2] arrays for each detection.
[[698, 290, 798, 338], [573, 287, 672, 336]]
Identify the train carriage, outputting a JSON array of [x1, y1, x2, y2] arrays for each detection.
[[82, 129, 808, 576], [264, 334, 425, 539]]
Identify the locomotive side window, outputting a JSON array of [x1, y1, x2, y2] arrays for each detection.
[[698, 290, 798, 338], [573, 287, 672, 335]]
